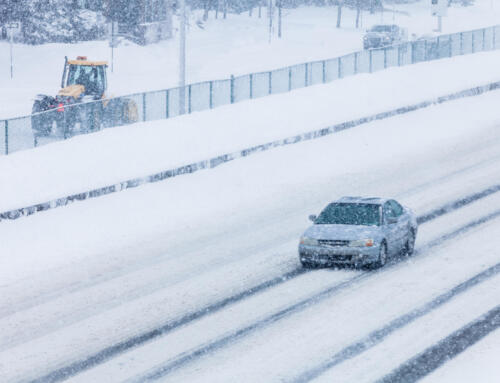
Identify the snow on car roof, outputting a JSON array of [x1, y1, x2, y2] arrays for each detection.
[[336, 196, 387, 205]]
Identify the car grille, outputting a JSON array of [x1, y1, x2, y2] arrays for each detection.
[[318, 239, 350, 247], [318, 254, 352, 262]]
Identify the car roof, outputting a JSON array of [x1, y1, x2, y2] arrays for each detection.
[[372, 24, 398, 27], [335, 196, 388, 205]]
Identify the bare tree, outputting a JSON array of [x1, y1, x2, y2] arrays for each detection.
[[336, 0, 343, 28], [355, 0, 361, 28], [203, 0, 210, 21]]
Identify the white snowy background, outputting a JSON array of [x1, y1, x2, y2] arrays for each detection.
[[0, 0, 500, 382]]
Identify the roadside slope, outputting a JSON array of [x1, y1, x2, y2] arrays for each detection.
[[2, 50, 500, 212]]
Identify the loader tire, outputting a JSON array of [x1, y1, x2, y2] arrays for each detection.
[[31, 100, 53, 136]]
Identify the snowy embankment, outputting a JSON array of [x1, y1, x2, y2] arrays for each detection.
[[1, 50, 500, 214], [0, 0, 499, 119]]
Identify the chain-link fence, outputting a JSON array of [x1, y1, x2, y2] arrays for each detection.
[[2, 25, 499, 156]]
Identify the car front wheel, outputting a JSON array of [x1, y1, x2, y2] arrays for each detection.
[[301, 259, 316, 269], [373, 242, 388, 269]]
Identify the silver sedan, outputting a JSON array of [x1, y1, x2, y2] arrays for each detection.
[[299, 197, 418, 269]]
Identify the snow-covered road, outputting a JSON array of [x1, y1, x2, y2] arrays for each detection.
[[1, 79, 500, 382]]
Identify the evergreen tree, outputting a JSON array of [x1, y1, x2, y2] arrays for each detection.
[[22, 0, 80, 44]]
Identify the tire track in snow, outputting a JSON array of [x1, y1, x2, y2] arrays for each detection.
[[27, 184, 500, 383], [377, 304, 500, 383]]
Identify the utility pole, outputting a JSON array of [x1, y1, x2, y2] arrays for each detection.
[[268, 0, 273, 43], [179, 0, 187, 114], [110, 21, 115, 73], [278, 0, 282, 38]]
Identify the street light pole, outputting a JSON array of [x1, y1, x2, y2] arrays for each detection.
[[9, 30, 13, 79], [179, 0, 187, 114], [6, 23, 18, 79]]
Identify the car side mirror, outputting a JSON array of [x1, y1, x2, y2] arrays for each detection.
[[308, 214, 317, 222], [386, 217, 398, 225]]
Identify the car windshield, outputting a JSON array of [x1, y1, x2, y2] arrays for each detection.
[[315, 203, 380, 226], [370, 25, 393, 32]]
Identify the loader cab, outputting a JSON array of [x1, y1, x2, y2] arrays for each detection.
[[61, 56, 108, 97]]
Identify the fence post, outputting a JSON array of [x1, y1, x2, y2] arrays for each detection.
[[322, 60, 326, 83], [288, 67, 292, 91], [249, 74, 253, 99], [188, 85, 192, 113], [397, 45, 401, 66], [4, 120, 8, 155], [142, 93, 146, 121], [384, 48, 387, 69], [483, 28, 486, 51], [166, 89, 170, 118], [411, 42, 415, 64], [472, 32, 475, 53], [460, 32, 464, 54], [209, 81, 213, 108], [269, 71, 272, 94], [230, 75, 235, 104], [354, 52, 358, 74], [449, 35, 452, 57], [369, 49, 373, 72], [494, 27, 497, 51], [338, 57, 342, 79], [304, 63, 308, 87]]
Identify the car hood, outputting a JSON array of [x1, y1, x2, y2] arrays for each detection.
[[303, 224, 380, 241]]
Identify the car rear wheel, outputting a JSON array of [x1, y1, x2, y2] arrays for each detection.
[[404, 229, 416, 256]]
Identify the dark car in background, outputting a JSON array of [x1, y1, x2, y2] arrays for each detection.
[[363, 24, 408, 49]]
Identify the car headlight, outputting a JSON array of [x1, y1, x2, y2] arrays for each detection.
[[349, 239, 374, 247], [300, 237, 319, 246]]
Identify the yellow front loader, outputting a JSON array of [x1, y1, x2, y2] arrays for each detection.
[[32, 56, 138, 137]]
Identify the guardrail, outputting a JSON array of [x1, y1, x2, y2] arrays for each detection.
[[1, 24, 499, 156], [2, 79, 499, 222]]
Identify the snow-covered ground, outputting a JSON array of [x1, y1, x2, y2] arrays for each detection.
[[0, 60, 500, 381], [0, 0, 499, 119], [422, 328, 500, 383], [2, 4, 500, 379], [2, 49, 500, 212]]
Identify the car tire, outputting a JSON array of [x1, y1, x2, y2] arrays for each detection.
[[373, 242, 388, 269], [301, 260, 316, 269], [404, 229, 416, 256]]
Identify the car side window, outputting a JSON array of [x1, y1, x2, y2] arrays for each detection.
[[383, 202, 395, 221], [389, 200, 403, 217]]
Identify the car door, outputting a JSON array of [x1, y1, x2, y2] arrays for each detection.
[[389, 200, 410, 250], [382, 201, 400, 255]]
